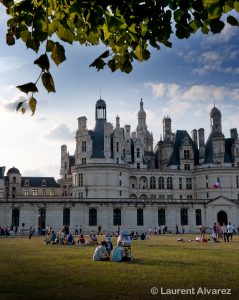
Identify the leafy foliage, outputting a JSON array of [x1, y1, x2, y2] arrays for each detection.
[[0, 0, 238, 114]]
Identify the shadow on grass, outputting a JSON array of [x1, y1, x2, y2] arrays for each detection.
[[131, 258, 195, 267]]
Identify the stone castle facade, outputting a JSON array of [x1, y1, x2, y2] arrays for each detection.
[[1, 99, 239, 233]]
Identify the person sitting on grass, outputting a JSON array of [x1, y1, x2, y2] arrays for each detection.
[[67, 233, 75, 245], [111, 241, 131, 262], [93, 241, 110, 261], [77, 233, 86, 245], [90, 233, 98, 245]]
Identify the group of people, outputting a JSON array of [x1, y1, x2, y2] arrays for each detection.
[[212, 222, 234, 242], [93, 239, 132, 262]]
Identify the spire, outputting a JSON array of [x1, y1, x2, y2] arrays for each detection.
[[116, 115, 120, 128], [137, 98, 147, 130]]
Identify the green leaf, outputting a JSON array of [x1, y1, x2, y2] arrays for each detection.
[[46, 40, 55, 52], [51, 42, 66, 66], [28, 96, 37, 115], [89, 58, 106, 71], [102, 23, 110, 40], [16, 102, 23, 112], [235, 1, 239, 12], [17, 82, 38, 94], [41, 72, 56, 93], [227, 15, 239, 26], [56, 23, 74, 44], [210, 19, 225, 33], [26, 39, 40, 52], [6, 33, 15, 45], [34, 54, 50, 71]]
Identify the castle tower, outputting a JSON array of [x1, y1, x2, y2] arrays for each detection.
[[210, 105, 222, 134], [163, 116, 172, 142], [137, 98, 147, 131]]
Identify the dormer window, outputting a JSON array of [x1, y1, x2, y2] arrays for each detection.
[[42, 180, 47, 187], [12, 176, 16, 184], [184, 150, 190, 159], [24, 180, 29, 186]]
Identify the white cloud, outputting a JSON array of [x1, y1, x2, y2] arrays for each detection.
[[44, 124, 75, 141]]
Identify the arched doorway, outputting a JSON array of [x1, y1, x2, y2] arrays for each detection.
[[217, 210, 227, 225]]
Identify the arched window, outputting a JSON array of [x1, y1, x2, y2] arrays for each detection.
[[195, 209, 202, 226], [137, 208, 144, 226], [89, 208, 97, 226], [167, 177, 173, 189], [63, 208, 70, 226], [158, 209, 166, 226], [11, 208, 20, 227], [181, 208, 188, 226], [38, 208, 46, 230], [150, 176, 156, 189], [158, 177, 164, 189], [12, 176, 16, 184], [113, 208, 121, 226]]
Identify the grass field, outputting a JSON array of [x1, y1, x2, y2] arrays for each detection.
[[0, 234, 238, 300]]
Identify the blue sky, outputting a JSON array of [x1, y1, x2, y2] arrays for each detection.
[[0, 5, 239, 178]]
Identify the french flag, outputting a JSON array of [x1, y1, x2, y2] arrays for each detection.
[[213, 178, 220, 189]]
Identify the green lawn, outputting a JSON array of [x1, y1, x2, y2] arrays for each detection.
[[0, 234, 238, 300]]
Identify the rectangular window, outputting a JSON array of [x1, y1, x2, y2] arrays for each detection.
[[158, 209, 166, 226], [82, 141, 86, 152], [184, 150, 190, 159], [64, 162, 67, 170], [78, 174, 83, 187], [187, 195, 192, 199], [195, 209, 202, 226], [116, 142, 119, 152], [150, 195, 156, 199], [119, 190, 122, 196], [181, 208, 188, 225], [33, 189, 38, 196], [207, 192, 209, 198], [186, 178, 192, 190], [137, 209, 144, 226], [123, 149, 126, 158], [63, 208, 70, 226], [136, 148, 140, 158], [137, 163, 140, 169], [42, 189, 46, 196], [113, 208, 121, 226], [184, 164, 190, 170], [79, 192, 83, 199], [167, 195, 173, 200], [206, 182, 208, 188], [179, 177, 182, 190], [119, 180, 122, 186], [24, 189, 29, 196], [82, 158, 86, 165], [158, 194, 165, 200], [50, 189, 55, 196]]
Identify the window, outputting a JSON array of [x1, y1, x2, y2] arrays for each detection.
[[24, 180, 29, 186], [186, 178, 192, 190], [33, 189, 38, 196], [150, 194, 156, 199], [179, 177, 182, 190], [158, 194, 165, 200], [136, 148, 140, 158], [116, 142, 119, 152], [116, 158, 119, 164], [79, 192, 83, 199], [82, 158, 86, 165], [187, 195, 192, 199], [167, 195, 173, 199], [11, 208, 20, 227], [42, 189, 46, 196], [206, 182, 208, 188], [158, 209, 165, 226], [184, 164, 190, 170], [123, 149, 126, 158], [42, 180, 46, 187], [12, 176, 16, 184], [82, 141, 86, 152], [195, 209, 202, 226], [119, 190, 122, 196], [113, 208, 121, 226], [64, 162, 67, 170], [63, 208, 70, 226], [184, 150, 190, 159], [137, 208, 144, 226], [50, 189, 55, 196], [180, 195, 183, 199], [181, 208, 188, 225], [167, 177, 173, 189], [78, 174, 83, 187], [24, 189, 29, 196], [207, 192, 209, 198], [206, 175, 208, 180], [150, 176, 156, 189], [158, 177, 164, 189], [89, 208, 97, 226], [137, 163, 140, 169]]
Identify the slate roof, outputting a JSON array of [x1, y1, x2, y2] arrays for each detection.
[[204, 132, 233, 164], [0, 167, 5, 179], [89, 119, 105, 158], [169, 130, 199, 166], [7, 167, 20, 175], [21, 177, 60, 187]]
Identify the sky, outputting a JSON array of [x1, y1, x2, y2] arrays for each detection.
[[0, 6, 239, 179]]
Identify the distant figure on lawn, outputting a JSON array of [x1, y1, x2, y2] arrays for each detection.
[[93, 241, 110, 261], [97, 225, 102, 235]]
